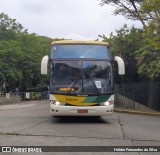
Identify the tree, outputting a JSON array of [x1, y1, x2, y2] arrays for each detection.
[[135, 1, 160, 108], [100, 0, 160, 78], [0, 12, 53, 92], [100, 0, 160, 109], [0, 40, 23, 92], [0, 12, 27, 40], [99, 25, 143, 82], [135, 0, 160, 78], [17, 33, 52, 91], [100, 0, 145, 27]]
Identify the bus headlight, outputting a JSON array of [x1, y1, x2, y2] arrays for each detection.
[[56, 101, 66, 106], [50, 100, 66, 106], [100, 101, 114, 106], [50, 100, 57, 104], [104, 102, 110, 106]]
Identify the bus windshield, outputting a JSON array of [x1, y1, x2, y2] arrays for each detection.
[[51, 44, 110, 59], [50, 60, 113, 95]]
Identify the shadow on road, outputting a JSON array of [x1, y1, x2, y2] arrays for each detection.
[[51, 116, 110, 124]]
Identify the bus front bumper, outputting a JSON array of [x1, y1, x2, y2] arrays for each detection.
[[50, 104, 114, 116]]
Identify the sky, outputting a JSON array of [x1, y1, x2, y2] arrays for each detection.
[[0, 0, 142, 40]]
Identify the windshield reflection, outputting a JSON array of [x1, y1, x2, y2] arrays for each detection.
[[50, 60, 113, 95]]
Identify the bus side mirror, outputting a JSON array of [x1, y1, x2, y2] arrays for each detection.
[[41, 55, 49, 75], [114, 56, 125, 75]]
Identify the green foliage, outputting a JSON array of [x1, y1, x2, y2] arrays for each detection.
[[136, 0, 160, 78], [100, 0, 147, 27], [99, 25, 143, 57], [100, 0, 160, 79], [99, 25, 143, 82], [136, 23, 160, 78], [0, 12, 27, 40], [0, 12, 54, 92]]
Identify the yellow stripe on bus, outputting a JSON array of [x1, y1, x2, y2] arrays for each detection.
[[53, 95, 96, 106]]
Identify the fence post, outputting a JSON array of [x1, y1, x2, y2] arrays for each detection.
[[133, 83, 135, 110]]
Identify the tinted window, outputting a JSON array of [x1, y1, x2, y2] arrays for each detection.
[[51, 45, 110, 59]]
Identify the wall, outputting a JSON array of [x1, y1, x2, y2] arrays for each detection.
[[0, 94, 21, 105], [115, 93, 157, 112]]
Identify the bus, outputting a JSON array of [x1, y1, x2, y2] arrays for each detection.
[[41, 40, 125, 116]]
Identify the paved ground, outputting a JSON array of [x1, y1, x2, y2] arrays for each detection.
[[0, 100, 160, 155]]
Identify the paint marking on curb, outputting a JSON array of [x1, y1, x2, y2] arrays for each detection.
[[114, 109, 160, 116]]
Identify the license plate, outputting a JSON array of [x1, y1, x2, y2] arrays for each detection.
[[77, 109, 88, 113]]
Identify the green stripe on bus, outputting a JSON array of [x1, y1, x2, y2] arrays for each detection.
[[83, 96, 98, 103], [83, 95, 111, 103], [94, 95, 111, 103]]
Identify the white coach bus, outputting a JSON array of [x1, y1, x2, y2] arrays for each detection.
[[41, 40, 125, 116]]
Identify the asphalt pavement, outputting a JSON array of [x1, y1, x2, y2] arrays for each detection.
[[0, 100, 160, 155]]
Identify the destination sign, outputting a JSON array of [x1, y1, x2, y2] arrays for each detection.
[[56, 87, 78, 91]]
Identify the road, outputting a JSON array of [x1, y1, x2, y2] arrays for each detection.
[[0, 100, 160, 155]]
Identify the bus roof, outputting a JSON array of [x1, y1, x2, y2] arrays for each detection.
[[51, 40, 109, 45]]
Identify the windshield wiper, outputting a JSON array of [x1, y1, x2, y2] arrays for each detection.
[[83, 69, 100, 95], [67, 77, 81, 94]]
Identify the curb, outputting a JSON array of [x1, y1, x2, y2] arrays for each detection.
[[114, 109, 160, 116]]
